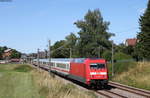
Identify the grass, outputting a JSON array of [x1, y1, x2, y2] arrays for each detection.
[[112, 62, 150, 90], [14, 64, 33, 72], [108, 61, 136, 79], [32, 68, 97, 98], [0, 64, 40, 98], [0, 64, 97, 98]]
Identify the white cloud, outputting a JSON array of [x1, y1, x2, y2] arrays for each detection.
[[139, 8, 146, 15]]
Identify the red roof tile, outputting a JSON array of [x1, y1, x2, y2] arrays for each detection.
[[125, 38, 137, 46]]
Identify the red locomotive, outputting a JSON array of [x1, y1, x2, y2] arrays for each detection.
[[33, 58, 108, 88]]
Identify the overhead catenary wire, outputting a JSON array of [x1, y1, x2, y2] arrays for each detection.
[[50, 39, 72, 55], [47, 27, 139, 57]]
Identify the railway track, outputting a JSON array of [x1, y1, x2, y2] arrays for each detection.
[[109, 81, 150, 98], [95, 90, 128, 98], [31, 64, 150, 98]]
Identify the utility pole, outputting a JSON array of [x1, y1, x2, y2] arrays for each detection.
[[111, 40, 114, 76], [48, 40, 51, 73], [70, 48, 72, 58], [37, 48, 40, 68]]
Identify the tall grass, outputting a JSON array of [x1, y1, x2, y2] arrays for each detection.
[[108, 61, 136, 79], [0, 64, 40, 98], [32, 69, 97, 98], [0, 64, 97, 98], [112, 62, 150, 90]]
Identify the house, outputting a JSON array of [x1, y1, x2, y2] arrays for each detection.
[[39, 51, 47, 59], [2, 49, 13, 59], [125, 38, 137, 46]]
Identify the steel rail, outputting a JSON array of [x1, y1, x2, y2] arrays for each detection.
[[96, 90, 128, 98], [109, 82, 150, 98]]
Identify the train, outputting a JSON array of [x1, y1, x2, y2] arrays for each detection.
[[33, 58, 109, 88]]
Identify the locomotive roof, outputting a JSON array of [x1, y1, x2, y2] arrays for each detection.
[[33, 58, 73, 62], [33, 58, 105, 63]]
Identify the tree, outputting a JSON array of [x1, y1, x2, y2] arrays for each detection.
[[114, 52, 132, 61], [10, 49, 21, 59], [115, 43, 126, 53], [74, 9, 114, 57], [0, 46, 8, 59], [65, 33, 78, 57], [115, 44, 140, 60], [51, 40, 69, 58], [102, 50, 111, 61], [137, 0, 150, 60]]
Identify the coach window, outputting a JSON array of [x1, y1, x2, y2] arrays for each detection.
[[57, 63, 65, 69], [51, 62, 54, 66], [66, 64, 68, 69], [43, 62, 46, 64]]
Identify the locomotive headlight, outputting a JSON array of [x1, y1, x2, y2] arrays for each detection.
[[90, 72, 96, 75], [100, 72, 107, 75]]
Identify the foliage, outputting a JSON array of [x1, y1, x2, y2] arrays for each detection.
[[108, 50, 135, 79], [51, 9, 113, 58], [65, 33, 78, 57], [114, 52, 132, 61], [10, 49, 21, 59], [115, 44, 133, 56], [0, 46, 21, 59], [115, 44, 139, 61], [74, 9, 114, 57], [115, 43, 126, 53], [112, 62, 150, 90], [102, 50, 111, 61], [14, 65, 33, 72], [65, 33, 77, 48], [124, 46, 134, 55], [108, 61, 136, 79], [0, 46, 8, 59], [51, 40, 69, 58], [136, 0, 150, 60]]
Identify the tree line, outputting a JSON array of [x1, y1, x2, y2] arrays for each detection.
[[0, 46, 21, 60], [51, 0, 150, 61]]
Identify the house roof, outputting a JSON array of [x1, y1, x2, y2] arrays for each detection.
[[125, 38, 137, 46], [4, 49, 12, 53]]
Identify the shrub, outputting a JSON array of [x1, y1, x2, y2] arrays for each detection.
[[114, 52, 132, 61], [14, 65, 33, 72], [102, 50, 111, 61]]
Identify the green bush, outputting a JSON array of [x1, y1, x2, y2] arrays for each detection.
[[108, 61, 137, 79], [14, 65, 33, 72], [114, 52, 132, 61], [102, 50, 111, 61]]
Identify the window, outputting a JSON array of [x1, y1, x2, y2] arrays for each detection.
[[43, 62, 47, 64], [51, 62, 54, 66], [66, 64, 70, 69], [90, 63, 105, 69], [56, 63, 67, 69]]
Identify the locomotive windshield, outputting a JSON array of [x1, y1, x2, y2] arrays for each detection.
[[90, 63, 105, 69]]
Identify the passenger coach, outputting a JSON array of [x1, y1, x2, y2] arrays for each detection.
[[33, 58, 108, 88]]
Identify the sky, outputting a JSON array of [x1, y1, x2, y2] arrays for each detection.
[[0, 0, 148, 53]]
